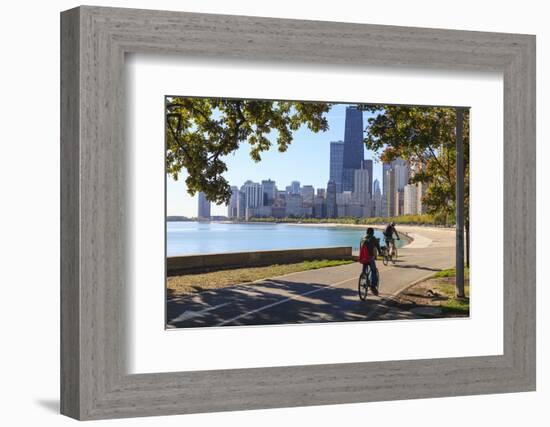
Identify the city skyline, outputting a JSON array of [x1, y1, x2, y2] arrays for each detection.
[[196, 152, 426, 221], [187, 106, 425, 220], [167, 103, 382, 217]]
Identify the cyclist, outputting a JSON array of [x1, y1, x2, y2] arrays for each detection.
[[383, 222, 400, 255], [359, 228, 382, 295]]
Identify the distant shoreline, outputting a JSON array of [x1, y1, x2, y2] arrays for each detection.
[[175, 218, 455, 232]]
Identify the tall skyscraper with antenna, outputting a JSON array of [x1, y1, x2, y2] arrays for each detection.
[[342, 106, 364, 192]]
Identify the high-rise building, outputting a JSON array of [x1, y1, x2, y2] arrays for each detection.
[[382, 158, 410, 217], [227, 186, 239, 218], [290, 180, 301, 195], [382, 162, 392, 216], [261, 179, 277, 206], [317, 188, 326, 198], [326, 180, 337, 218], [240, 180, 262, 220], [336, 191, 353, 205], [197, 192, 211, 219], [395, 189, 404, 216], [373, 179, 382, 217], [313, 194, 326, 218], [336, 191, 354, 218], [300, 185, 315, 205], [373, 178, 381, 195], [403, 183, 418, 215], [386, 169, 397, 217], [353, 168, 370, 206], [285, 193, 303, 217], [342, 106, 364, 192], [237, 191, 246, 219], [392, 158, 410, 190], [329, 141, 344, 193], [361, 159, 373, 198]]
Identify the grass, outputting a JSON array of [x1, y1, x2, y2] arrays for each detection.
[[435, 282, 470, 314], [167, 259, 354, 298], [433, 267, 470, 278], [430, 267, 470, 314]]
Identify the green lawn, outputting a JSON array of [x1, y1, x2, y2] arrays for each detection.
[[433, 267, 470, 278], [431, 267, 470, 314], [167, 259, 354, 298]]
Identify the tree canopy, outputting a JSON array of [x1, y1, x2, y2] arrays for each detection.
[[166, 97, 331, 204], [363, 105, 469, 224]]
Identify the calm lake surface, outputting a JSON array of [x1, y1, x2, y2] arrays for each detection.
[[167, 221, 406, 257]]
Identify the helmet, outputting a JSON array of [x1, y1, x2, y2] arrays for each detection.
[[390, 222, 396, 226]]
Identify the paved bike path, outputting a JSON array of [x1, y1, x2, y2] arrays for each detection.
[[167, 226, 455, 328]]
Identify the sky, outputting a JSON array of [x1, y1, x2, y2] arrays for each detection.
[[166, 103, 381, 217]]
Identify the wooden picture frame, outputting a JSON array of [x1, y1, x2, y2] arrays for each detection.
[[60, 5, 536, 420]]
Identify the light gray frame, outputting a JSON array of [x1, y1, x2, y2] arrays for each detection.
[[61, 5, 536, 421]]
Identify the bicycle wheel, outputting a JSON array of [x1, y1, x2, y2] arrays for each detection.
[[382, 254, 389, 266], [358, 272, 369, 301], [391, 244, 397, 264]]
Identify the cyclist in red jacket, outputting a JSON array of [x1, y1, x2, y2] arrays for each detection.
[[359, 228, 382, 295]]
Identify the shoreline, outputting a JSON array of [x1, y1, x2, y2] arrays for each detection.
[[213, 219, 454, 232]]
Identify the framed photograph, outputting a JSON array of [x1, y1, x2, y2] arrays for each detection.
[[164, 97, 470, 329], [61, 6, 535, 420]]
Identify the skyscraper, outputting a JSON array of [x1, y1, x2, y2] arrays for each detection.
[[395, 189, 404, 216], [285, 194, 303, 217], [329, 141, 344, 193], [261, 179, 277, 206], [197, 192, 211, 219], [227, 186, 239, 218], [300, 185, 315, 205], [382, 158, 409, 217], [237, 191, 246, 219], [386, 169, 396, 217], [404, 183, 418, 215], [361, 159, 373, 198], [326, 180, 337, 218], [382, 162, 391, 217], [240, 180, 262, 220], [313, 194, 326, 218], [290, 180, 301, 195], [373, 179, 382, 217], [392, 158, 409, 190], [353, 168, 370, 206], [373, 178, 381, 195], [342, 106, 364, 192]]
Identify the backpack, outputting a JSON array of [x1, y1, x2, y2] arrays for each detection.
[[358, 240, 370, 264]]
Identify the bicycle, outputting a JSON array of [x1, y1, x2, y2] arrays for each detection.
[[385, 238, 398, 264], [358, 263, 379, 301], [380, 246, 391, 266]]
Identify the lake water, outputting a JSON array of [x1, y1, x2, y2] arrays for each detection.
[[167, 221, 406, 257]]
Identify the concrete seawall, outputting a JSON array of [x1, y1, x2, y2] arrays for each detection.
[[167, 246, 353, 276]]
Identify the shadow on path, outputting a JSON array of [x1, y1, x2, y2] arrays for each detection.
[[167, 278, 380, 328], [391, 264, 442, 272]]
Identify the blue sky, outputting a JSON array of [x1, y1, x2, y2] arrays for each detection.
[[167, 103, 382, 217]]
